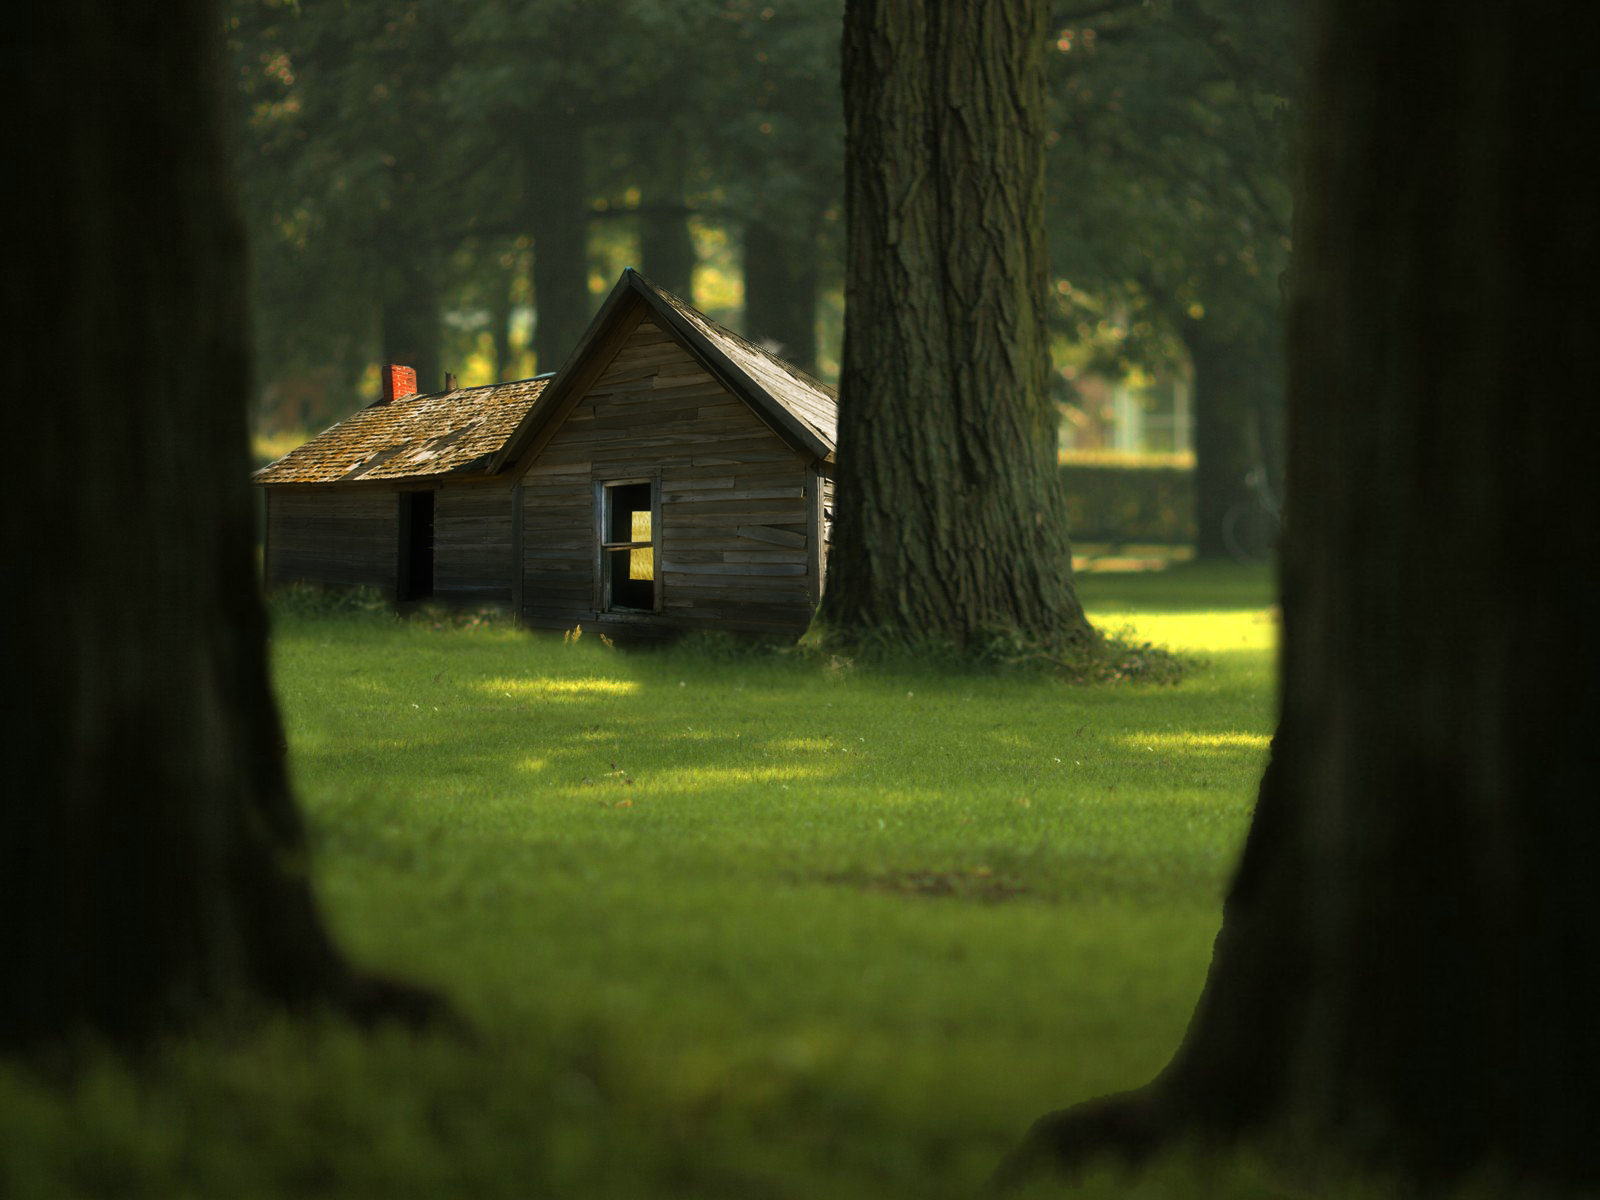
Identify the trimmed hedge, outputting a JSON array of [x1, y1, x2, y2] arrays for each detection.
[[1060, 454, 1195, 545]]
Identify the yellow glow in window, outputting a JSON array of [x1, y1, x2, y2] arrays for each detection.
[[630, 510, 653, 580]]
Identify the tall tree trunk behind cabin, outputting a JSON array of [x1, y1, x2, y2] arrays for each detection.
[[640, 126, 696, 298], [744, 216, 820, 375], [490, 260, 515, 382], [381, 251, 442, 394], [526, 120, 590, 375], [1001, 1, 1600, 1193], [2, 0, 439, 1049], [823, 0, 1089, 648], [1185, 316, 1281, 560]]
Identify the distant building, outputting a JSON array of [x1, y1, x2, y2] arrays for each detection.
[[1058, 370, 1193, 457], [255, 271, 837, 639]]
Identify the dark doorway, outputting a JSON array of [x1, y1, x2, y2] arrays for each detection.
[[399, 490, 434, 601]]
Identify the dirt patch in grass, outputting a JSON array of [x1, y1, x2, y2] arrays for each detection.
[[823, 867, 1031, 904]]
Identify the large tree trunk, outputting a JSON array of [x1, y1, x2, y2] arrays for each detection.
[[526, 120, 590, 376], [2, 0, 437, 1049], [823, 0, 1089, 648], [744, 215, 820, 375], [1001, 0, 1600, 1192]]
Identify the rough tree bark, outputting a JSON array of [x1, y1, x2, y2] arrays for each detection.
[[744, 215, 820, 375], [526, 119, 591, 376], [822, 0, 1090, 648], [2, 0, 440, 1049], [999, 0, 1600, 1192]]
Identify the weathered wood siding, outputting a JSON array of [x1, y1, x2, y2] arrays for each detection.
[[520, 318, 818, 635], [265, 486, 398, 591], [434, 479, 513, 602]]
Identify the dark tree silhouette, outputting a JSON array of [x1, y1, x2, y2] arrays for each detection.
[[999, 0, 1600, 1193], [821, 0, 1091, 649], [1, 0, 440, 1049], [524, 116, 591, 376]]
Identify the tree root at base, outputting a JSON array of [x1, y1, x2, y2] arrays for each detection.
[[989, 1086, 1197, 1193]]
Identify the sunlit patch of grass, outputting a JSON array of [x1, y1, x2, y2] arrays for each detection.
[[478, 676, 642, 700], [1121, 730, 1272, 753], [646, 762, 839, 790], [764, 736, 840, 754]]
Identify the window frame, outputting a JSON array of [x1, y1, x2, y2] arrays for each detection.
[[594, 474, 662, 614]]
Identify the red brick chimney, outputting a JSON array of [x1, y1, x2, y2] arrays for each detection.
[[380, 364, 418, 405]]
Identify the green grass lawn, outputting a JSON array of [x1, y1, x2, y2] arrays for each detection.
[[2, 562, 1295, 1200]]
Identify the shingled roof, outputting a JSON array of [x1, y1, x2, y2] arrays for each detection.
[[648, 277, 837, 451], [254, 376, 550, 485], [489, 269, 837, 474]]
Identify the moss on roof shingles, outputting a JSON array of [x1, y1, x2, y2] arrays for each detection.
[[253, 377, 549, 485]]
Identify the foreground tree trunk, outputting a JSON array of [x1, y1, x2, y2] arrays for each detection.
[[822, 0, 1090, 648], [1000, 0, 1600, 1192], [2, 0, 438, 1049]]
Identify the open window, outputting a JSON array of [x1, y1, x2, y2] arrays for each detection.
[[599, 479, 659, 612], [398, 489, 434, 601]]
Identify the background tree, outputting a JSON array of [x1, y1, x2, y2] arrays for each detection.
[[1000, 0, 1600, 1192], [1043, 0, 1293, 554], [720, 1, 845, 375], [2, 0, 435, 1047], [230, 0, 850, 430], [821, 0, 1091, 650], [231, 0, 1295, 571]]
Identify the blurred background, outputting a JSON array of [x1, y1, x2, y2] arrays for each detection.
[[231, 0, 1292, 556]]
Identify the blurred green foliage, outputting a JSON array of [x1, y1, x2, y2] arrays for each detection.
[[226, 0, 1293, 452], [1062, 460, 1196, 545]]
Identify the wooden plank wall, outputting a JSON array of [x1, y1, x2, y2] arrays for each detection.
[[265, 486, 398, 591], [520, 318, 816, 636], [434, 479, 513, 602]]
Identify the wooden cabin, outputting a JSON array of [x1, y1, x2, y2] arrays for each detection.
[[255, 271, 838, 637], [254, 368, 549, 605], [491, 269, 837, 638]]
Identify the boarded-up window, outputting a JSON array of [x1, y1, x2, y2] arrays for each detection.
[[601, 480, 658, 611]]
